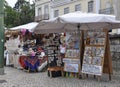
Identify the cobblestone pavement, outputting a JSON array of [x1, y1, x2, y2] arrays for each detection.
[[0, 67, 120, 87]]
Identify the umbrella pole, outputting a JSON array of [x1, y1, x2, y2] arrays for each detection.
[[77, 25, 81, 59], [77, 25, 82, 78]]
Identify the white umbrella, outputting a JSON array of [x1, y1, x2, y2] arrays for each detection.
[[10, 22, 39, 32], [34, 11, 120, 34]]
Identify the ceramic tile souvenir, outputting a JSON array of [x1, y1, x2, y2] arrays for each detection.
[[83, 55, 92, 64], [84, 47, 92, 57], [92, 57, 102, 65]]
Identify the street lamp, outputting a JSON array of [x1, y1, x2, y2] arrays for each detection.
[[0, 0, 4, 75]]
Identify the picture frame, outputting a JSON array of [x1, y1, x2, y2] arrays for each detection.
[[92, 57, 102, 65], [64, 63, 79, 73]]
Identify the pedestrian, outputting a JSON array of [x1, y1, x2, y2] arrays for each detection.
[[4, 46, 9, 66], [60, 43, 66, 66]]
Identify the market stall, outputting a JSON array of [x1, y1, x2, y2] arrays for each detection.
[[34, 11, 120, 80], [5, 22, 48, 72]]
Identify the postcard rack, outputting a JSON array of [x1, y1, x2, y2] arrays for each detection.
[[81, 30, 113, 81]]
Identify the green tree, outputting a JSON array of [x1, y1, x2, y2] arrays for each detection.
[[4, 0, 35, 28], [14, 0, 35, 25], [4, 3, 19, 28]]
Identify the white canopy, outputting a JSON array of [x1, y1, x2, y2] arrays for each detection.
[[10, 22, 39, 32], [34, 12, 120, 34]]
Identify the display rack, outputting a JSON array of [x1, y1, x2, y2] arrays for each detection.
[[81, 30, 113, 81], [46, 35, 63, 77], [63, 32, 80, 78], [46, 45, 61, 67]]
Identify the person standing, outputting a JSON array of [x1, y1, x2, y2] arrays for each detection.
[[60, 43, 66, 66], [4, 46, 9, 66]]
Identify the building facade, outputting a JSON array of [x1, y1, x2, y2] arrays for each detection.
[[35, 0, 120, 34], [35, 0, 51, 21], [35, 0, 114, 19]]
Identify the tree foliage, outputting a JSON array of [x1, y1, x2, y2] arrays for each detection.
[[4, 0, 35, 28]]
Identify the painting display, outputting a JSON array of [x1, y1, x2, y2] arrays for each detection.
[[65, 49, 79, 58], [82, 31, 106, 76], [63, 32, 80, 75], [63, 58, 80, 64], [82, 64, 102, 76], [66, 32, 79, 49], [84, 31, 106, 45], [64, 63, 79, 73], [84, 47, 105, 57]]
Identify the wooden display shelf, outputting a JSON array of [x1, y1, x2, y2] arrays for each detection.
[[47, 66, 64, 78]]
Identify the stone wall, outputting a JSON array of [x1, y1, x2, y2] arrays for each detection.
[[109, 34, 120, 71]]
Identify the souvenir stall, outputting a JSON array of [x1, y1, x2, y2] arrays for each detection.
[[17, 31, 47, 72], [33, 12, 120, 80], [5, 24, 48, 72], [5, 30, 20, 67]]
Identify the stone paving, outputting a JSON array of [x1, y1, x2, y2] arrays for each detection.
[[0, 67, 120, 87]]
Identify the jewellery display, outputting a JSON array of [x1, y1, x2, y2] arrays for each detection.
[[46, 36, 61, 66]]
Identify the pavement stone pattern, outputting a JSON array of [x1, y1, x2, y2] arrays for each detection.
[[0, 67, 120, 87]]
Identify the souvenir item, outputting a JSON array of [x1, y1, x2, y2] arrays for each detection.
[[85, 31, 106, 45], [64, 63, 79, 73], [82, 64, 102, 76], [46, 35, 61, 67]]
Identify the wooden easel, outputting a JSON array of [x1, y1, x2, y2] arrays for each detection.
[[103, 29, 113, 80], [81, 29, 113, 81]]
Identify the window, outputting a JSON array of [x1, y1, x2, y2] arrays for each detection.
[[64, 7, 69, 14], [38, 7, 42, 16], [75, 4, 81, 11], [44, 5, 49, 19], [105, 2, 112, 14], [88, 1, 94, 12], [44, 5, 49, 14], [54, 10, 59, 17]]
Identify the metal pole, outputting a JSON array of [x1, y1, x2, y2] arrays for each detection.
[[0, 0, 5, 75], [77, 24, 82, 78], [77, 25, 81, 59]]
